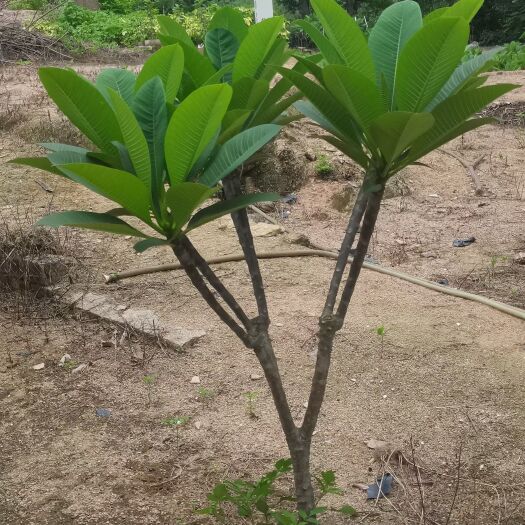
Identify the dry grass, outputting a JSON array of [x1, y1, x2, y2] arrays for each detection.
[[15, 116, 88, 146], [0, 104, 28, 131]]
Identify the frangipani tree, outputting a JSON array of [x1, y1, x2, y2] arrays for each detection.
[[11, 0, 517, 520]]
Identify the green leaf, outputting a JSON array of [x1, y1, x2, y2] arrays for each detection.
[[426, 49, 499, 111], [37, 211, 147, 237], [209, 6, 248, 43], [40, 144, 91, 166], [395, 17, 470, 112], [233, 17, 284, 83], [165, 84, 232, 185], [58, 163, 152, 224], [200, 124, 281, 187], [39, 67, 122, 153], [205, 28, 239, 71], [96, 68, 136, 106], [136, 44, 184, 103], [187, 192, 280, 232], [230, 78, 269, 110], [157, 15, 193, 47], [251, 91, 302, 127], [203, 63, 234, 85], [294, 19, 343, 64], [445, 0, 483, 23], [133, 77, 168, 205], [339, 505, 358, 517], [10, 157, 63, 176], [423, 6, 448, 25], [311, 0, 375, 82], [322, 65, 385, 129], [276, 67, 361, 144], [165, 182, 217, 230], [368, 0, 422, 110], [134, 238, 169, 252], [369, 111, 435, 164], [409, 84, 518, 159], [109, 90, 151, 187], [179, 41, 217, 88]]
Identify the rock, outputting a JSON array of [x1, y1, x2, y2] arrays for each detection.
[[251, 223, 284, 238], [250, 374, 263, 380], [32, 363, 45, 370], [513, 252, 525, 265], [190, 376, 201, 384], [96, 408, 111, 418], [58, 354, 71, 367], [305, 150, 317, 161], [144, 39, 161, 49], [366, 439, 389, 450], [60, 291, 205, 350], [71, 363, 87, 374], [287, 233, 310, 247], [194, 421, 202, 430]]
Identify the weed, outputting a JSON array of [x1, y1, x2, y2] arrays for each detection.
[[62, 359, 78, 371], [199, 459, 357, 524], [244, 391, 259, 420], [0, 105, 28, 131], [162, 415, 190, 449], [374, 324, 387, 354], [143, 374, 156, 406], [197, 386, 215, 402], [314, 154, 334, 177]]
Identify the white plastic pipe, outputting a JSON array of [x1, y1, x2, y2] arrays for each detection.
[[254, 0, 274, 22]]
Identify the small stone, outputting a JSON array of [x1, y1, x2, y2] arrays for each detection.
[[350, 378, 357, 382], [33, 363, 45, 370], [250, 374, 263, 381], [190, 376, 201, 384], [428, 194, 439, 198], [479, 464, 485, 470], [194, 421, 202, 430], [72, 363, 88, 374], [303, 402, 308, 408], [251, 223, 284, 238], [421, 251, 437, 258], [513, 252, 525, 265], [382, 394, 388, 399], [305, 150, 317, 161], [275, 323, 283, 327], [58, 354, 71, 367], [96, 408, 111, 418], [101, 340, 113, 348]]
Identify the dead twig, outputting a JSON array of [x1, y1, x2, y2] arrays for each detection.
[[439, 149, 485, 195], [445, 443, 463, 525]]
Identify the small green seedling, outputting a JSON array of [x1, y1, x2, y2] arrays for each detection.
[[374, 324, 387, 354], [143, 374, 156, 406], [197, 386, 215, 402], [62, 359, 78, 372], [314, 154, 334, 177], [244, 391, 259, 420], [162, 415, 190, 449]]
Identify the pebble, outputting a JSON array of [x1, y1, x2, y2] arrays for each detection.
[[58, 354, 71, 366], [72, 363, 88, 374], [513, 252, 525, 265], [33, 363, 45, 370], [190, 376, 201, 384], [194, 421, 202, 430], [382, 394, 388, 399], [250, 374, 263, 381]]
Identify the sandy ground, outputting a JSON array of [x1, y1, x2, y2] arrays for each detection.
[[0, 64, 524, 525]]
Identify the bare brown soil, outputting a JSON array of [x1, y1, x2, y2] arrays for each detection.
[[0, 64, 524, 525]]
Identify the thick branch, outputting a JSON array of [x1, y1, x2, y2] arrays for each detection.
[[323, 186, 369, 317], [336, 188, 384, 319], [302, 187, 384, 439], [223, 174, 270, 326], [179, 236, 252, 331], [172, 240, 249, 345]]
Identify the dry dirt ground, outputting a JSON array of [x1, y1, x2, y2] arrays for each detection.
[[0, 63, 524, 525]]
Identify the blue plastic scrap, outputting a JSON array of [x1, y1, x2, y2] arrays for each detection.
[[367, 473, 394, 499], [453, 237, 476, 248], [96, 408, 111, 418]]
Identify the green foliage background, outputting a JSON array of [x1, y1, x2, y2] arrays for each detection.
[[11, 0, 525, 62]]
